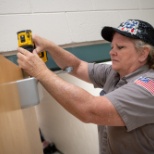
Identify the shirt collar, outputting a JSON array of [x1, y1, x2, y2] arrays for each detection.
[[122, 65, 150, 82]]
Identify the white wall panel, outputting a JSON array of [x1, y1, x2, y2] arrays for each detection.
[[0, 13, 71, 51], [118, 10, 154, 25], [36, 74, 101, 154], [139, 0, 154, 8], [92, 0, 140, 10], [31, 0, 93, 13], [67, 11, 121, 42], [0, 0, 31, 14], [0, 0, 154, 52]]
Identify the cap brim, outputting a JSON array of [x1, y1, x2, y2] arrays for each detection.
[[101, 27, 115, 42], [101, 26, 139, 42]]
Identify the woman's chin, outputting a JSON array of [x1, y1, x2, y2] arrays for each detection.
[[111, 65, 119, 71]]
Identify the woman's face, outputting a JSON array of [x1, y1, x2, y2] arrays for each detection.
[[110, 33, 143, 77]]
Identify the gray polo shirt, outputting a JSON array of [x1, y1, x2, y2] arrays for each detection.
[[88, 63, 154, 154]]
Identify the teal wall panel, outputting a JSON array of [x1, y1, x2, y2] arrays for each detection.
[[6, 43, 111, 71]]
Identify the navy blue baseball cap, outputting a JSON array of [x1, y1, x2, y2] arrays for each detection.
[[101, 19, 154, 46]]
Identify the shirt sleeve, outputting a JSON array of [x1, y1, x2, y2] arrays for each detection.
[[105, 81, 154, 132], [88, 63, 112, 88]]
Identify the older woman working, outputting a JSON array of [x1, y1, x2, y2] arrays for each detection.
[[17, 19, 154, 154]]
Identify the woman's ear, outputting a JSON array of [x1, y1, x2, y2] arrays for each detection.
[[139, 46, 150, 63]]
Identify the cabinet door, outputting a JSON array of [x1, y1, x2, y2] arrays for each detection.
[[0, 55, 43, 154]]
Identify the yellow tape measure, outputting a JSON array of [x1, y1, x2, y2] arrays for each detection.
[[17, 30, 47, 62]]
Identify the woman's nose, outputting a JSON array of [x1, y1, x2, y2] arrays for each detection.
[[110, 48, 116, 56], [110, 49, 114, 55]]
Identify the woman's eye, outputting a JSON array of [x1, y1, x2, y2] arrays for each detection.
[[118, 46, 124, 50]]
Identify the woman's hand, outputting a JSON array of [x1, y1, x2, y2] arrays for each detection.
[[32, 34, 51, 54], [17, 47, 48, 79]]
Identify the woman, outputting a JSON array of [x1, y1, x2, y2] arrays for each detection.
[[17, 19, 154, 154]]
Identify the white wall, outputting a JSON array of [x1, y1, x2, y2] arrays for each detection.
[[0, 0, 154, 52]]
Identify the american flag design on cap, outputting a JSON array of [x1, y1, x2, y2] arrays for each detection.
[[135, 77, 154, 96], [118, 20, 139, 35], [101, 19, 154, 46]]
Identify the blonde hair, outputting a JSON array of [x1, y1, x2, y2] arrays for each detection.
[[133, 39, 154, 69]]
